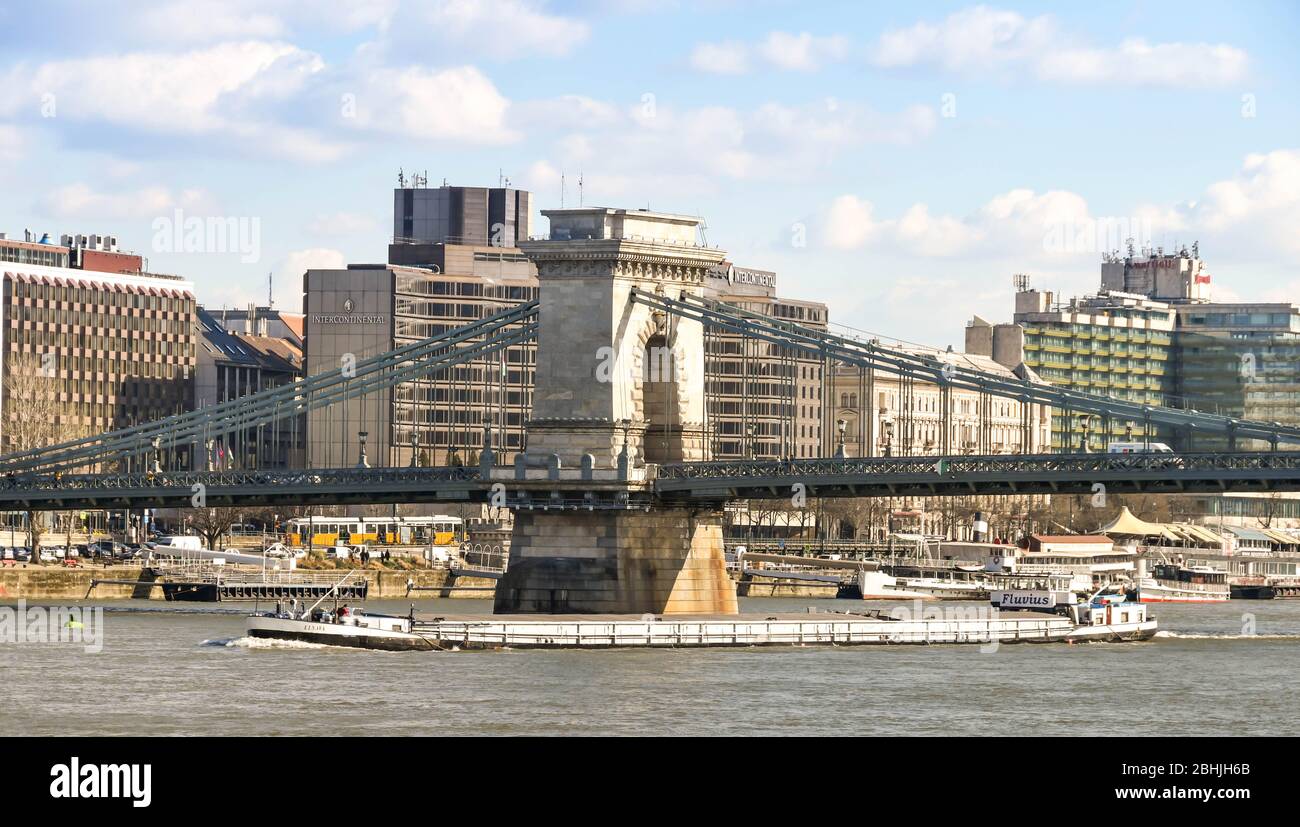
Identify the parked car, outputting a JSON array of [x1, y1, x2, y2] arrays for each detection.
[[38, 549, 57, 563], [14, 548, 31, 562]]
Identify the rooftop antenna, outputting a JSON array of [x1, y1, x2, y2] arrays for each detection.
[[1013, 273, 1030, 292], [578, 172, 584, 206], [697, 212, 709, 247], [561, 172, 566, 208], [398, 168, 405, 188], [498, 168, 503, 187], [267, 272, 274, 308]]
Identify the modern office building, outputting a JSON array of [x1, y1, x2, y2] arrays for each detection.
[[303, 259, 538, 469], [0, 259, 197, 466], [1173, 302, 1300, 451]]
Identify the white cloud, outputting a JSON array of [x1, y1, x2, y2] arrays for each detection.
[[344, 65, 516, 144], [8, 41, 324, 132], [511, 94, 623, 131], [818, 149, 1300, 340], [1039, 38, 1249, 86], [280, 247, 347, 274], [0, 40, 349, 162], [690, 41, 750, 74], [381, 0, 590, 60], [275, 247, 346, 309], [138, 1, 285, 42], [523, 96, 938, 203], [871, 6, 1248, 87], [758, 32, 849, 72], [691, 31, 850, 74], [307, 212, 378, 237], [1172, 149, 1300, 257], [38, 183, 216, 219]]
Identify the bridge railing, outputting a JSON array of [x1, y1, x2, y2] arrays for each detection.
[[633, 289, 1300, 448]]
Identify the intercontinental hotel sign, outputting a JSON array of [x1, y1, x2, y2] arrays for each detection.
[[708, 263, 776, 290], [311, 297, 387, 325]]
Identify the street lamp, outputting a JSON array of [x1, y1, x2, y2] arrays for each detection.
[[745, 423, 755, 460], [835, 418, 848, 458], [356, 431, 370, 468], [881, 418, 895, 457], [1077, 414, 1098, 453], [409, 429, 419, 468]]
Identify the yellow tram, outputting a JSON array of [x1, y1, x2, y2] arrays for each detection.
[[285, 516, 462, 548]]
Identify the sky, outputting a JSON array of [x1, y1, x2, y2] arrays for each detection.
[[0, 0, 1297, 348]]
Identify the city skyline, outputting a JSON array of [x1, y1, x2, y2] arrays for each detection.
[[0, 0, 1297, 346]]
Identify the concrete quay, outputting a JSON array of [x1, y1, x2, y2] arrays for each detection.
[[0, 566, 495, 601]]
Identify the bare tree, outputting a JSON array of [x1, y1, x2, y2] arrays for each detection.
[[185, 507, 277, 550], [3, 353, 89, 560]]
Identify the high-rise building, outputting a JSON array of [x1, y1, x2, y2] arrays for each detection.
[[392, 182, 531, 248]]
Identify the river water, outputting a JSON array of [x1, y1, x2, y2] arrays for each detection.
[[3, 597, 1297, 736]]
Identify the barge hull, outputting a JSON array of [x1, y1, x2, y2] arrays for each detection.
[[409, 612, 1156, 650]]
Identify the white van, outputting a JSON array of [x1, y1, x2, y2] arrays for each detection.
[[152, 535, 204, 551]]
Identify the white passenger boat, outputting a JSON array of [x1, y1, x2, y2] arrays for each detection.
[[856, 570, 938, 600], [1130, 562, 1230, 604]]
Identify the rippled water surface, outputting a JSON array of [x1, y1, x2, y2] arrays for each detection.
[[3, 598, 1297, 736]]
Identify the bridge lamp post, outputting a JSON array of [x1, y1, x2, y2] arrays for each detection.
[[881, 418, 894, 457], [1077, 414, 1099, 453], [835, 418, 848, 459], [745, 424, 755, 460], [356, 431, 370, 469]]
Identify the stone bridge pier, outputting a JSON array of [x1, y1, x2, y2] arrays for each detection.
[[493, 207, 738, 615]]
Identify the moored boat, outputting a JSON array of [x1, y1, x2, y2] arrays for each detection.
[[1130, 562, 1229, 604]]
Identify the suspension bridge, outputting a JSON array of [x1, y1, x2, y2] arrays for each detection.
[[2, 206, 1297, 614]]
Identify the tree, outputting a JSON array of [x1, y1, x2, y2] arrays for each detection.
[[3, 353, 89, 561], [185, 506, 276, 550]]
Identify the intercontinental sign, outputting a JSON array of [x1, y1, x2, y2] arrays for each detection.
[[311, 313, 387, 324], [311, 297, 387, 325], [707, 263, 776, 290]]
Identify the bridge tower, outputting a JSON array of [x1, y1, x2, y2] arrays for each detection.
[[493, 207, 738, 615]]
